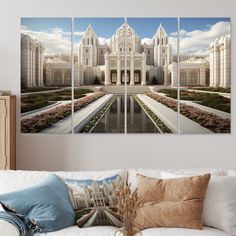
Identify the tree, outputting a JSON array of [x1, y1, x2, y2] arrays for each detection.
[[93, 76, 101, 85], [151, 76, 158, 85]]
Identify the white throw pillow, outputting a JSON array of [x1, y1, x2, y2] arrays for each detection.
[[228, 170, 236, 177], [161, 171, 236, 235]]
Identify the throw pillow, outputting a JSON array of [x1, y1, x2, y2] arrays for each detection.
[[161, 171, 236, 235], [65, 175, 123, 228], [134, 174, 211, 230], [0, 174, 75, 233]]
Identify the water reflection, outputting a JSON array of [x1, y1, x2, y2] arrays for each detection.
[[92, 95, 160, 133]]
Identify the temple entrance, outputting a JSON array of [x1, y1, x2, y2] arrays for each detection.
[[121, 70, 130, 84], [134, 70, 141, 84], [111, 70, 117, 84]]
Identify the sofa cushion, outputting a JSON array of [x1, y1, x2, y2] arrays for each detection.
[[39, 226, 118, 236], [128, 168, 226, 191], [162, 171, 236, 235], [65, 175, 122, 227], [38, 226, 230, 236], [0, 169, 127, 195], [0, 220, 19, 236], [141, 227, 230, 236], [134, 174, 211, 230], [0, 174, 75, 233]]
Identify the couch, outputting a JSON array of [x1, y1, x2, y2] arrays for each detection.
[[0, 168, 235, 236]]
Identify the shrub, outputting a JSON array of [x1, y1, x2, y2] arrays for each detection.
[[151, 76, 158, 85], [93, 76, 101, 85]]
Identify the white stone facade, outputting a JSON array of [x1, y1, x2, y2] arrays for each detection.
[[21, 34, 44, 88], [209, 35, 231, 88], [21, 24, 231, 89], [75, 23, 172, 86], [44, 57, 71, 86]]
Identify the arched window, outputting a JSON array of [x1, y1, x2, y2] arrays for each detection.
[[91, 38, 93, 45], [86, 58, 89, 66], [162, 38, 164, 45], [87, 38, 89, 45], [157, 38, 159, 45]]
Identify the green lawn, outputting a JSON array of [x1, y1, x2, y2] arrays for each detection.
[[190, 87, 230, 93], [158, 89, 230, 113], [21, 88, 94, 113]]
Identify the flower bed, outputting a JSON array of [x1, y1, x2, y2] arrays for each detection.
[[21, 92, 105, 133], [146, 92, 230, 133]]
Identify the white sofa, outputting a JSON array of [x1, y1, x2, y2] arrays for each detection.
[[0, 168, 235, 236]]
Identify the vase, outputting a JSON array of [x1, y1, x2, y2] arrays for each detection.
[[114, 227, 142, 236]]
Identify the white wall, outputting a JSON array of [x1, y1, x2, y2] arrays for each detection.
[[0, 0, 235, 171]]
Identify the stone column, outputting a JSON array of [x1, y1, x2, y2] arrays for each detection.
[[130, 96, 134, 132], [62, 71, 65, 85], [209, 47, 215, 87], [39, 46, 44, 87], [164, 64, 169, 85], [213, 41, 220, 87], [141, 52, 146, 85], [32, 46, 36, 87], [200, 67, 206, 86], [117, 52, 121, 85], [27, 44, 32, 87], [224, 36, 231, 88], [219, 46, 224, 87], [171, 62, 178, 87], [186, 70, 191, 85], [130, 52, 134, 85], [117, 96, 121, 130], [104, 52, 110, 86]]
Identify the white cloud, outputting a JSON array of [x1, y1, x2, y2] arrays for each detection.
[[180, 21, 230, 55], [98, 37, 111, 45], [141, 38, 153, 45], [74, 31, 85, 36], [21, 26, 72, 55]]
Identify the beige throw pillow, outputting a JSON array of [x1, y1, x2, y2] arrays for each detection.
[[134, 174, 211, 230]]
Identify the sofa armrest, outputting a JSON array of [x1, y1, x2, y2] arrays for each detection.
[[0, 220, 20, 236]]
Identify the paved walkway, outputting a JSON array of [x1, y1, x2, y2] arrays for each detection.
[[187, 89, 231, 99], [41, 94, 113, 134], [137, 94, 212, 134]]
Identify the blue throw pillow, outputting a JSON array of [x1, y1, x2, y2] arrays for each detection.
[[0, 174, 75, 233]]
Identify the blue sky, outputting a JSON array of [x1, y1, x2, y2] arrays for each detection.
[[21, 18, 72, 34], [180, 17, 230, 31], [74, 18, 124, 43], [21, 17, 231, 55], [74, 18, 177, 42]]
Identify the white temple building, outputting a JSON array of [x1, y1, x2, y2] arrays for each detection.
[[21, 34, 44, 88], [75, 23, 172, 86], [21, 23, 231, 89]]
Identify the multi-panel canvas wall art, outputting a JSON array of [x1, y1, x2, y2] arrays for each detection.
[[20, 17, 231, 134]]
